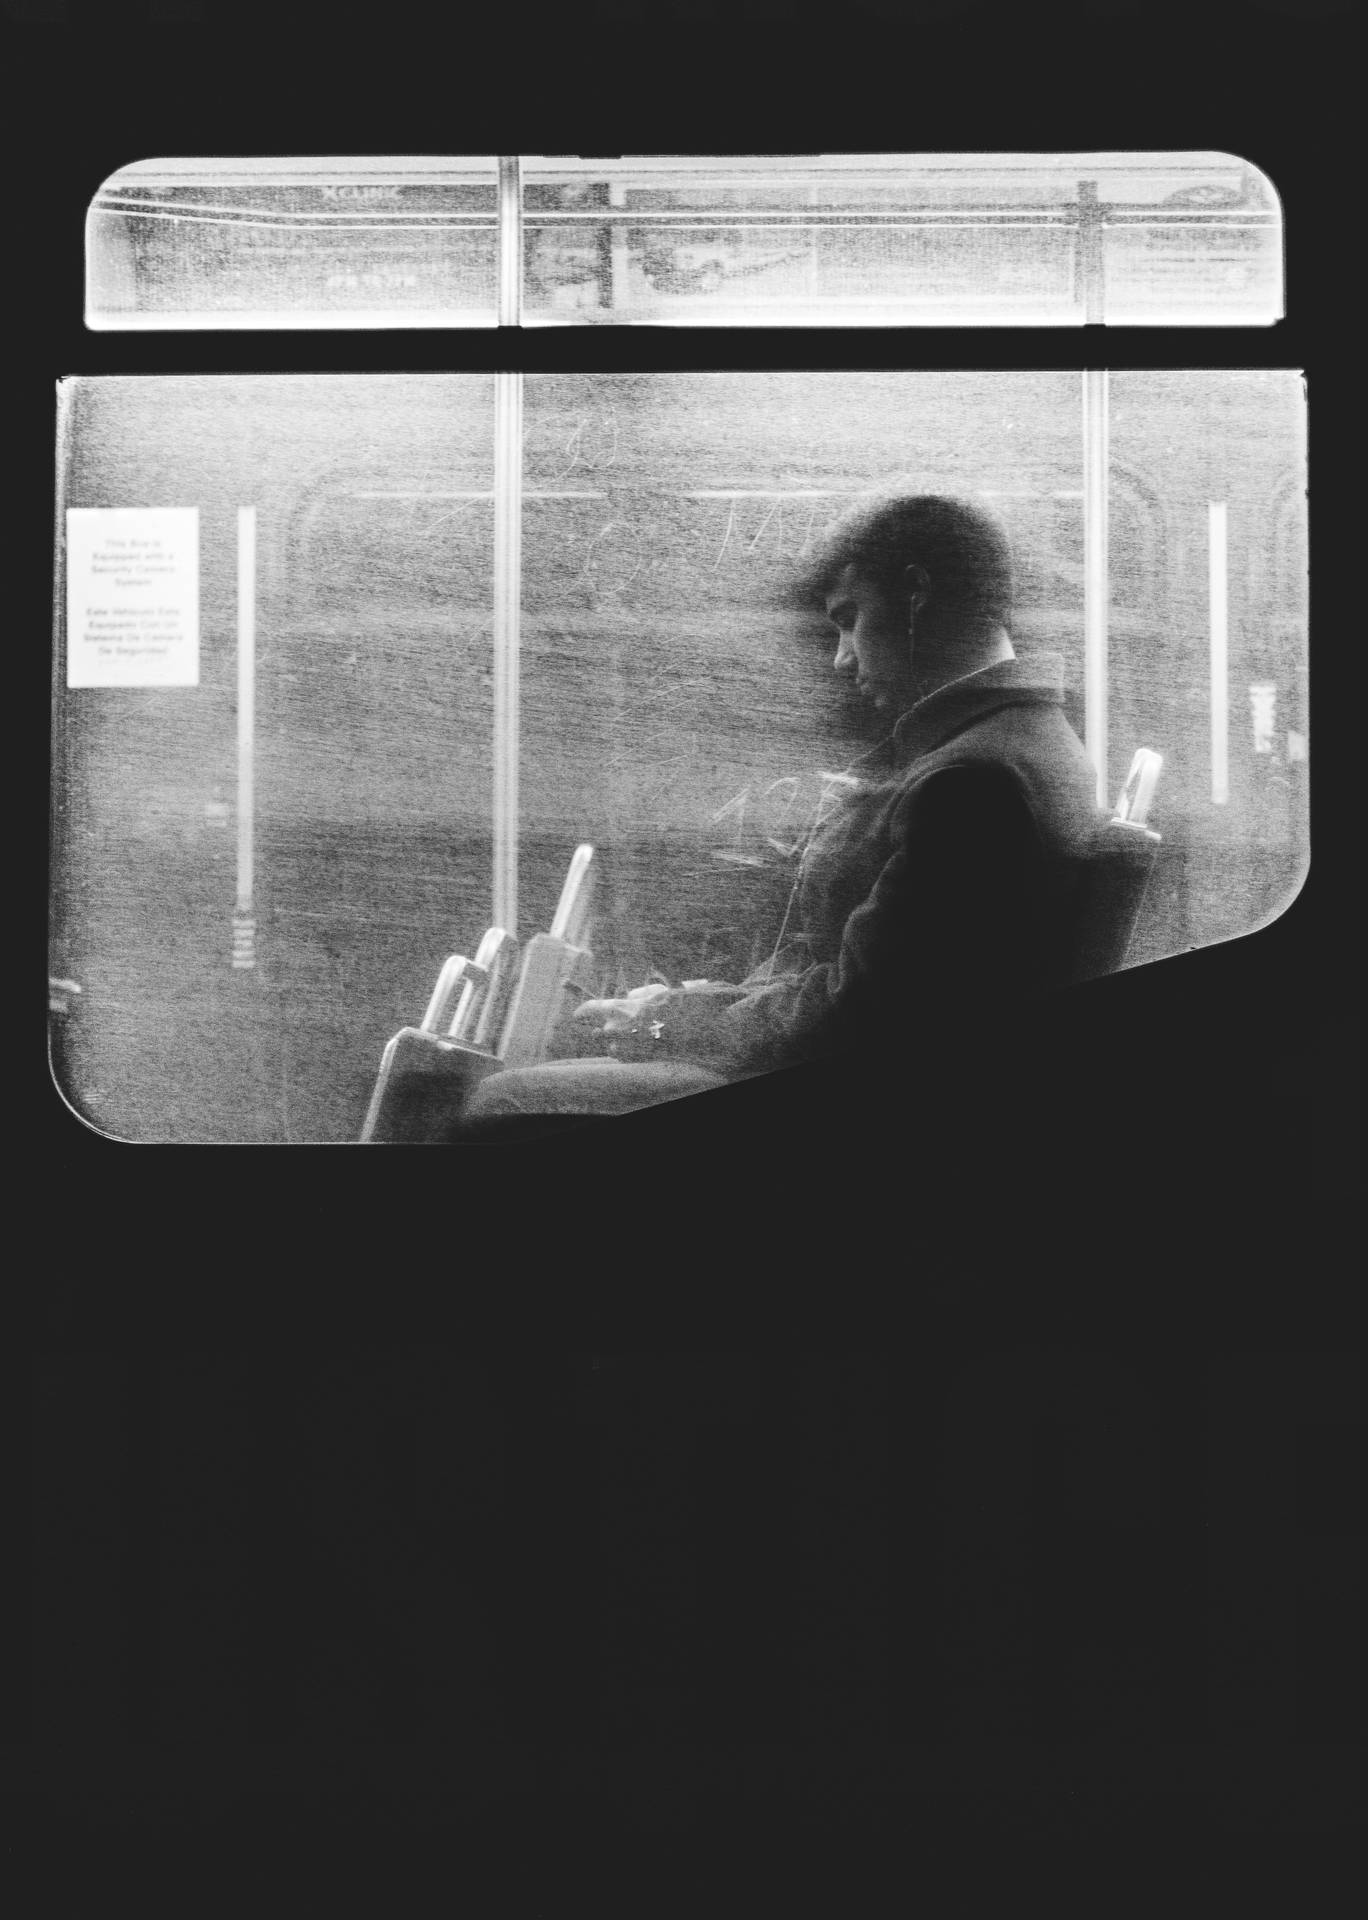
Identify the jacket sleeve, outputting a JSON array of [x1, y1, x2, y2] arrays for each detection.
[[684, 762, 1054, 1073]]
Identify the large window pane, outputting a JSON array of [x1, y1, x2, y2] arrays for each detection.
[[51, 371, 1307, 1141], [517, 371, 1093, 987], [519, 372, 1306, 999], [51, 376, 496, 1142]]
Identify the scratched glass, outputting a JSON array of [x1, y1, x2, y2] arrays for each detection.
[[517, 154, 1282, 327], [85, 154, 1282, 330], [516, 370, 1307, 992], [51, 376, 498, 1142], [85, 158, 500, 328], [50, 370, 1307, 1141], [1105, 372, 1308, 965]]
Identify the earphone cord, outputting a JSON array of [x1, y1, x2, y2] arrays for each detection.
[[757, 775, 842, 981], [759, 862, 804, 982]]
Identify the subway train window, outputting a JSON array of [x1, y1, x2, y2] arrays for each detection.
[[52, 377, 497, 1140], [1106, 372, 1309, 967], [85, 153, 1282, 329], [50, 370, 1306, 1142], [520, 154, 1282, 327], [85, 157, 500, 328]]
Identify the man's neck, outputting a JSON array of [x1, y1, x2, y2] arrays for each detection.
[[908, 623, 1015, 706]]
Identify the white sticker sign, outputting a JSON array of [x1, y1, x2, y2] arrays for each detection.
[[66, 508, 199, 687]]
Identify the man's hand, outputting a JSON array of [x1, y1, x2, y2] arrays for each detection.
[[571, 981, 672, 1033]]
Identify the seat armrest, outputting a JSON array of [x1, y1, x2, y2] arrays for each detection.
[[360, 1028, 502, 1143]]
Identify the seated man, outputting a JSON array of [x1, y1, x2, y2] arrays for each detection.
[[460, 494, 1102, 1132]]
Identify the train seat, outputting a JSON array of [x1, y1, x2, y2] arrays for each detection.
[[494, 844, 599, 1070], [359, 924, 519, 1143], [360, 845, 601, 1142], [461, 1055, 730, 1125], [1069, 747, 1164, 984], [458, 841, 730, 1131]]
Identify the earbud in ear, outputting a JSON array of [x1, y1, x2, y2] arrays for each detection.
[[903, 561, 931, 622]]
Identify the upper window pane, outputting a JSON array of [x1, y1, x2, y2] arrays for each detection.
[[86, 156, 500, 329], [521, 153, 1281, 326], [86, 153, 1282, 329]]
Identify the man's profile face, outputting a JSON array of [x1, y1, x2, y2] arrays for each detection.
[[824, 563, 917, 715]]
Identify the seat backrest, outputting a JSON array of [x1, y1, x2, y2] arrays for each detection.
[[1113, 747, 1163, 827], [416, 925, 518, 1044], [1069, 749, 1163, 984], [548, 842, 596, 948], [451, 926, 520, 1048], [358, 926, 519, 1143], [495, 844, 598, 1070]]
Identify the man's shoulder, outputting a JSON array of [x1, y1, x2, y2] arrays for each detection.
[[897, 703, 1062, 783], [892, 755, 1035, 827], [920, 694, 1091, 776], [892, 708, 1099, 846]]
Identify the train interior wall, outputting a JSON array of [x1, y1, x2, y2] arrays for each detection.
[[50, 372, 1307, 1142]]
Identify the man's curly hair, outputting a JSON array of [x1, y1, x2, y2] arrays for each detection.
[[803, 494, 1014, 623]]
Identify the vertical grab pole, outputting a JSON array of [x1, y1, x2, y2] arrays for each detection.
[[492, 157, 523, 936], [1082, 369, 1110, 810], [233, 505, 257, 969], [497, 152, 522, 329], [609, 176, 631, 311], [1209, 501, 1229, 805], [1078, 178, 1104, 325]]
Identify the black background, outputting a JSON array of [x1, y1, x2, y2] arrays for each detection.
[[9, 0, 1364, 1883]]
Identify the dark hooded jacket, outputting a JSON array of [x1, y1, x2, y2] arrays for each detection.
[[655, 651, 1102, 1076]]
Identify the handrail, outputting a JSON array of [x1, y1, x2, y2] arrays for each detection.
[[420, 954, 484, 1036]]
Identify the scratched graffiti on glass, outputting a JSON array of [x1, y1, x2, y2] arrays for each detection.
[[50, 370, 1306, 1141], [85, 153, 1282, 329]]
